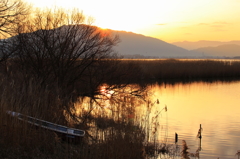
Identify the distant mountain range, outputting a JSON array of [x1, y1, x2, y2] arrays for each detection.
[[3, 25, 240, 59], [172, 40, 240, 50], [191, 44, 240, 57], [113, 30, 201, 58], [114, 31, 240, 58]]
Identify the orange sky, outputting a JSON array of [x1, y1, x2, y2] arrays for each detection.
[[25, 0, 240, 43]]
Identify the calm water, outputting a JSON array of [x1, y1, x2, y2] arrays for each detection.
[[149, 81, 240, 159]]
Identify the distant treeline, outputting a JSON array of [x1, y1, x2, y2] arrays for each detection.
[[111, 59, 240, 84]]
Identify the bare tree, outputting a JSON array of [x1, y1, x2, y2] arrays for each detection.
[[11, 8, 119, 100], [0, 0, 30, 37], [0, 0, 30, 67], [7, 8, 148, 126]]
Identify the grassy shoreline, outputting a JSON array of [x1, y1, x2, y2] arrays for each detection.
[[1, 58, 240, 158], [113, 59, 240, 83], [0, 75, 166, 159]]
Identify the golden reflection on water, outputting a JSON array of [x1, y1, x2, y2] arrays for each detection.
[[149, 81, 240, 158], [72, 81, 240, 158]]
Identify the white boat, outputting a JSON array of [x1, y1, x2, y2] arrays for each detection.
[[6, 111, 85, 139]]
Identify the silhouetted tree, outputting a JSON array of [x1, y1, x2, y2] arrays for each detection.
[[10, 8, 119, 101], [0, 0, 29, 37], [6, 8, 147, 125], [0, 0, 30, 67]]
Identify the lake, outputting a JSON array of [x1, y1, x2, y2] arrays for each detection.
[[149, 80, 240, 158]]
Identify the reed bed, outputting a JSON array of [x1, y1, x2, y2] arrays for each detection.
[[114, 59, 240, 83], [1, 58, 237, 158], [0, 74, 172, 159]]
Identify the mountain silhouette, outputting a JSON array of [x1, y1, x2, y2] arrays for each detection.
[[112, 30, 201, 58], [6, 25, 229, 59], [192, 44, 240, 57], [172, 40, 240, 50]]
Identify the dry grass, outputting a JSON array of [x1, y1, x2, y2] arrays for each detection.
[[0, 73, 171, 159], [115, 59, 240, 83], [2, 58, 235, 158]]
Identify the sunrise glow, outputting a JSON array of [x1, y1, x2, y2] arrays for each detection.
[[24, 0, 240, 42]]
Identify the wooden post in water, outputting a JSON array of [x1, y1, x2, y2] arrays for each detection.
[[198, 124, 202, 151], [199, 136, 202, 151], [175, 132, 178, 144], [199, 124, 202, 139]]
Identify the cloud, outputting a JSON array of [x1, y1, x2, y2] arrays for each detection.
[[213, 21, 230, 25], [211, 24, 224, 28], [212, 28, 227, 32], [210, 22, 230, 32], [198, 23, 209, 26], [197, 21, 230, 26], [156, 23, 167, 26], [156, 21, 190, 26], [196, 21, 230, 32]]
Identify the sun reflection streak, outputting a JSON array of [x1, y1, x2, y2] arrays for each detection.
[[99, 85, 114, 99]]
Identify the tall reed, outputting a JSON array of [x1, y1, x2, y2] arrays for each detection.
[[0, 74, 171, 158], [110, 59, 240, 83], [3, 59, 230, 158]]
